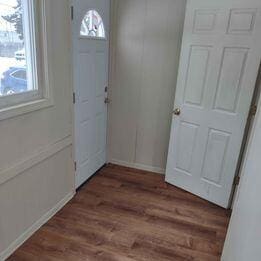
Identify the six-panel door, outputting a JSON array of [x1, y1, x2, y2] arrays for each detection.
[[166, 0, 261, 208]]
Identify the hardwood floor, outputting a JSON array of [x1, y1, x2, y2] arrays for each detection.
[[8, 164, 230, 261]]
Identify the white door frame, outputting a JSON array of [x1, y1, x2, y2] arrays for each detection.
[[229, 64, 261, 208], [221, 70, 261, 260]]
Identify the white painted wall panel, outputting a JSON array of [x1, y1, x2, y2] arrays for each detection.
[[0, 0, 74, 258], [108, 0, 186, 172]]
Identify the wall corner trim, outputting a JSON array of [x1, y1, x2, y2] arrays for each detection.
[[0, 191, 75, 260]]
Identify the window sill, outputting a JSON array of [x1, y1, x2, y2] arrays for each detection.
[[0, 97, 54, 121]]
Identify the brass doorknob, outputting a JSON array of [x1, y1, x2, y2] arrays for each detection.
[[173, 108, 181, 116]]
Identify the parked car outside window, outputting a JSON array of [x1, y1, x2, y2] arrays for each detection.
[[0, 67, 28, 95]]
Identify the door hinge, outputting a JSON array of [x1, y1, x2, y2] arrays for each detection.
[[73, 92, 76, 104], [71, 6, 74, 21], [249, 105, 257, 117], [74, 161, 77, 172], [105, 86, 108, 93], [233, 175, 240, 186]]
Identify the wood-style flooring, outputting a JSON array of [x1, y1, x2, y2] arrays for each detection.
[[8, 164, 230, 261]]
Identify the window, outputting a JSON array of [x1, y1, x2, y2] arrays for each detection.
[[0, 0, 51, 115], [12, 69, 27, 80], [80, 10, 105, 38]]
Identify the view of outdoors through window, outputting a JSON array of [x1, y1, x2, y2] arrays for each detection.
[[80, 10, 105, 38], [0, 0, 29, 96]]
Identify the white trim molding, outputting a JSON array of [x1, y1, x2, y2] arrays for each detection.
[[0, 191, 75, 261], [109, 159, 166, 175], [0, 135, 72, 186], [0, 98, 53, 122]]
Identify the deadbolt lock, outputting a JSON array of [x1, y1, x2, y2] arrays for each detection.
[[173, 108, 181, 116]]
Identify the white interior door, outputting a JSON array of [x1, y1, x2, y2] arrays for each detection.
[[166, 0, 261, 208], [72, 0, 110, 188]]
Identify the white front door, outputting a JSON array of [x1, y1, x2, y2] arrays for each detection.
[[71, 0, 110, 188], [166, 0, 261, 208]]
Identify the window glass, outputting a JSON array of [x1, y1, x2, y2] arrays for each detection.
[[80, 10, 105, 38], [0, 0, 36, 97], [12, 69, 27, 80]]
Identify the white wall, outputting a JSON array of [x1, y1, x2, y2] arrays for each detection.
[[0, 0, 74, 259], [222, 82, 261, 260], [108, 0, 186, 173]]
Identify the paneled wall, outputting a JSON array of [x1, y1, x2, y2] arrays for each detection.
[[108, 0, 186, 173], [0, 1, 74, 259]]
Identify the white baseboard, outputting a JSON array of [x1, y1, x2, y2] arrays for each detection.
[[109, 159, 165, 175], [0, 191, 75, 261]]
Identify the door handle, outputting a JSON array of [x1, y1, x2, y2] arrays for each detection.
[[173, 108, 181, 116]]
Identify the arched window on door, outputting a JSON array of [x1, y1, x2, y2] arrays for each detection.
[[80, 10, 105, 38]]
